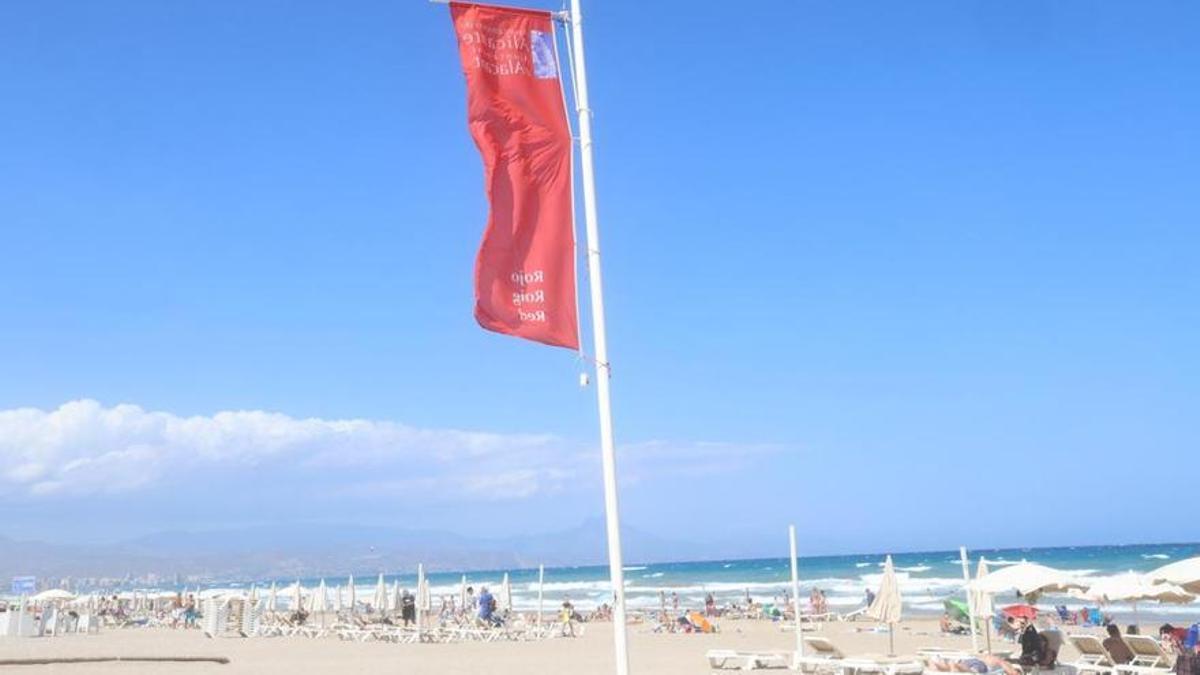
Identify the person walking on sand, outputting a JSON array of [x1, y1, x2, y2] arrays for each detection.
[[560, 598, 576, 637]]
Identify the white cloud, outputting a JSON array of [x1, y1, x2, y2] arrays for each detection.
[[0, 400, 781, 502]]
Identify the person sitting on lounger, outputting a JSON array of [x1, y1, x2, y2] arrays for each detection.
[[1104, 624, 1135, 664], [1017, 624, 1044, 666], [941, 613, 969, 635], [477, 586, 500, 627]]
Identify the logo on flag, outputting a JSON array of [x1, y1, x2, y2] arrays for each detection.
[[531, 30, 556, 79]]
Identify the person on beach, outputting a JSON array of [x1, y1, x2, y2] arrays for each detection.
[[705, 593, 716, 617], [865, 588, 876, 608], [1104, 625, 1135, 664], [477, 586, 497, 626], [930, 655, 1022, 675], [560, 598, 576, 637], [400, 589, 416, 627], [671, 592, 679, 612]]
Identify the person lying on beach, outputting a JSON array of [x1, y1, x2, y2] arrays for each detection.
[[929, 655, 1022, 675]]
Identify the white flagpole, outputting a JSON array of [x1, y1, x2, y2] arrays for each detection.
[[789, 525, 805, 664], [567, 2, 629, 674], [959, 546, 979, 653]]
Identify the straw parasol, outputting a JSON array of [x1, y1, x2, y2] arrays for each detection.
[[1149, 557, 1200, 594], [866, 555, 902, 656], [972, 558, 996, 652]]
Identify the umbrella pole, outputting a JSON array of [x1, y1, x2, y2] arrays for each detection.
[[889, 623, 895, 657], [985, 620, 992, 653]]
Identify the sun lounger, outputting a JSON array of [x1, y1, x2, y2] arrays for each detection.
[[1117, 636, 1174, 675], [1067, 634, 1118, 675], [796, 636, 924, 675], [795, 635, 848, 672], [707, 649, 791, 670]]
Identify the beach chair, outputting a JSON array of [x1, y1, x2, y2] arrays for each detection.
[[1054, 607, 1077, 626], [796, 636, 848, 673], [706, 648, 791, 670], [1067, 634, 1117, 675], [1117, 636, 1174, 675]]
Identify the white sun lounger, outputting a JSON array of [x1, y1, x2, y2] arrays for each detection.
[[1067, 634, 1118, 675], [1117, 636, 1174, 675], [707, 649, 791, 670], [797, 636, 924, 675]]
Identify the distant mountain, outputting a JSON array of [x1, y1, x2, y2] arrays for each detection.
[[0, 520, 720, 582]]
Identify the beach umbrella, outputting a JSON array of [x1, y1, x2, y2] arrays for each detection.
[[1002, 604, 1038, 621], [290, 580, 304, 611], [459, 575, 468, 612], [334, 584, 344, 613], [416, 564, 428, 634], [538, 565, 546, 629], [973, 558, 996, 653], [373, 574, 388, 613], [392, 580, 402, 616], [267, 582, 278, 613], [32, 589, 75, 603], [313, 579, 328, 613], [248, 584, 258, 605], [1085, 571, 1194, 626], [1149, 557, 1200, 594], [968, 561, 1084, 599], [944, 598, 971, 624], [347, 575, 356, 613], [417, 565, 431, 612], [867, 555, 902, 656], [958, 547, 979, 653], [500, 572, 513, 613]]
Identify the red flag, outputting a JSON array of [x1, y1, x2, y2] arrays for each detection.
[[450, 2, 579, 350]]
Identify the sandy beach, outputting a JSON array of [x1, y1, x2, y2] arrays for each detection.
[[0, 617, 1118, 674]]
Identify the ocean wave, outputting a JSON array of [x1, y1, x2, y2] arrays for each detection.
[[1142, 554, 1170, 560], [896, 565, 932, 573], [643, 572, 664, 578], [623, 566, 647, 571], [856, 563, 873, 568]]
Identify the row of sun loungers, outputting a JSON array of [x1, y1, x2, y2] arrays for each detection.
[[707, 632, 1181, 675], [1067, 634, 1176, 675]]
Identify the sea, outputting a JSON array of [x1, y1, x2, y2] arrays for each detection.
[[209, 542, 1200, 619]]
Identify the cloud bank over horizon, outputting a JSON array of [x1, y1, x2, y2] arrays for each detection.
[[0, 400, 778, 507]]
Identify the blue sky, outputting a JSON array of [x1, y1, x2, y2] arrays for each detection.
[[0, 0, 1196, 556]]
